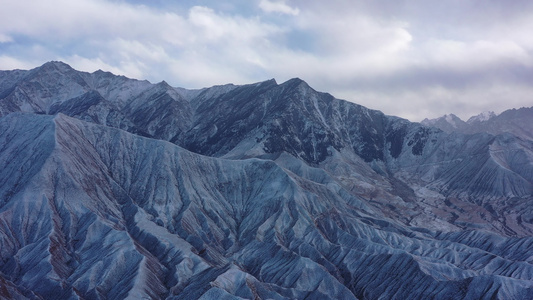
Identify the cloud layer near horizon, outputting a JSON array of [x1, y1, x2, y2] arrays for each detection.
[[1, 0, 532, 121]]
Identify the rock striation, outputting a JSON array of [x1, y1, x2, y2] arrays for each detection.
[[0, 62, 532, 299]]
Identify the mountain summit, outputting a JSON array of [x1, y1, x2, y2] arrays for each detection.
[[1, 62, 532, 299]]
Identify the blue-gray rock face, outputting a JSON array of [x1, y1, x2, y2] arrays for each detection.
[[0, 62, 532, 299]]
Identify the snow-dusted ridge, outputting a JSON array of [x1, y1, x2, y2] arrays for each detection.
[[1, 62, 533, 299], [467, 111, 497, 123], [422, 108, 533, 141]]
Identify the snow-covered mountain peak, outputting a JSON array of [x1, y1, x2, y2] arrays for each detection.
[[255, 78, 277, 87], [420, 113, 466, 133], [280, 77, 310, 92], [156, 80, 171, 87], [426, 113, 462, 126], [38, 60, 75, 72], [28, 61, 81, 80], [444, 113, 461, 126], [467, 111, 497, 123]]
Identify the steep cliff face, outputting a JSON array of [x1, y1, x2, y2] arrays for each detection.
[[1, 62, 533, 299]]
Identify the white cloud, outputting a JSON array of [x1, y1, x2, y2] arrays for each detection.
[[187, 6, 282, 44], [0, 33, 12, 43], [259, 0, 299, 15], [421, 39, 532, 72], [0, 0, 187, 43], [0, 56, 38, 70], [65, 55, 145, 79]]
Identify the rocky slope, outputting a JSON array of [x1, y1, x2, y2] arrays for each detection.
[[0, 62, 533, 299]]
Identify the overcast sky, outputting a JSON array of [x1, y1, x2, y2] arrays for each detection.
[[1, 0, 532, 121]]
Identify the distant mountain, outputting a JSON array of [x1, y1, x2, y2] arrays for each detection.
[[466, 111, 497, 123], [422, 108, 533, 140], [421, 113, 468, 132], [1, 62, 533, 299]]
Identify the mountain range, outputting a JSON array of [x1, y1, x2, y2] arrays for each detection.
[[421, 109, 533, 141], [0, 61, 532, 299]]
